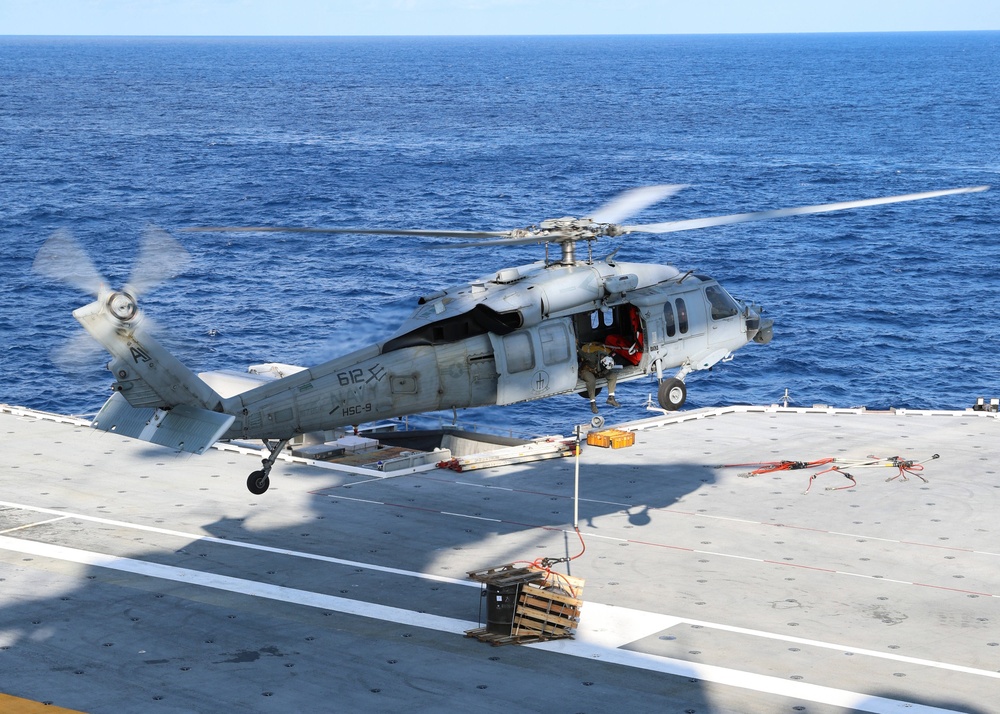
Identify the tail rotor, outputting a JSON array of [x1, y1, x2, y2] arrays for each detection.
[[33, 226, 191, 370]]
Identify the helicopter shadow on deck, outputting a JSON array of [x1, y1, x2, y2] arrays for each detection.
[[209, 449, 725, 711], [0, 440, 723, 712], [156, 447, 993, 714], [0, 440, 986, 713]]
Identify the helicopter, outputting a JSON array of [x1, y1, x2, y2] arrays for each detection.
[[34, 183, 988, 494]]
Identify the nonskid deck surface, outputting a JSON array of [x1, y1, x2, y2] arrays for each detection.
[[1, 404, 998, 713]]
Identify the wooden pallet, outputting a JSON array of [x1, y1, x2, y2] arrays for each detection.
[[511, 583, 582, 640], [466, 564, 584, 646]]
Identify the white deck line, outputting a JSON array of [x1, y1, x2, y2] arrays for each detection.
[[0, 499, 475, 588], [0, 534, 973, 714]]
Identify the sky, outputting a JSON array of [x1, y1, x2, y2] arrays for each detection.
[[2, 0, 1000, 36]]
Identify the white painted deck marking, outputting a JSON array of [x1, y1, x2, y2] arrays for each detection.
[[321, 494, 1000, 598], [381, 471, 1000, 558], [0, 499, 474, 588], [0, 534, 473, 633], [675, 616, 1000, 680], [10, 493, 994, 600], [2, 501, 998, 678], [535, 632, 967, 714], [0, 533, 979, 714]]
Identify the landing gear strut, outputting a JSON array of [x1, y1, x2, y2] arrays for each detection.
[[247, 438, 289, 494]]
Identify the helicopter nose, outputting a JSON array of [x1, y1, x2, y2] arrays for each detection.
[[753, 315, 774, 344], [745, 305, 773, 344]]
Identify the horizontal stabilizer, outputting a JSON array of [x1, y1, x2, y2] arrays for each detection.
[[92, 392, 235, 454]]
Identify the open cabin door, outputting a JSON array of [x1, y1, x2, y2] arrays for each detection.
[[489, 317, 579, 405]]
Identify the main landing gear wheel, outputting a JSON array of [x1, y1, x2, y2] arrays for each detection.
[[658, 377, 687, 411], [247, 470, 270, 495], [591, 414, 606, 429], [246, 438, 289, 494]]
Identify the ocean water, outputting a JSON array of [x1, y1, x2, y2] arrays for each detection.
[[1, 33, 998, 437]]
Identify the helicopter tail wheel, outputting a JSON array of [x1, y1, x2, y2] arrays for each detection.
[[591, 414, 606, 429], [658, 377, 687, 411], [247, 470, 270, 495]]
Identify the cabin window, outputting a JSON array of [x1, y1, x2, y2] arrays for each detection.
[[382, 304, 519, 353], [503, 331, 535, 373], [706, 285, 740, 320], [663, 303, 676, 338], [539, 323, 570, 364], [602, 308, 614, 327], [676, 298, 689, 334]]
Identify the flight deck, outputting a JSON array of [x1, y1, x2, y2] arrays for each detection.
[[1, 403, 998, 713]]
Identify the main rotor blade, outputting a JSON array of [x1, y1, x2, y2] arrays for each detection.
[[126, 226, 193, 296], [32, 229, 106, 297], [182, 225, 512, 239], [425, 232, 571, 249], [622, 185, 990, 235], [587, 184, 688, 224]]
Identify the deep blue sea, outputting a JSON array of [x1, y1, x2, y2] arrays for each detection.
[[2, 33, 998, 437]]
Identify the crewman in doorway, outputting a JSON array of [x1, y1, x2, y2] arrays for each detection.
[[579, 342, 620, 414]]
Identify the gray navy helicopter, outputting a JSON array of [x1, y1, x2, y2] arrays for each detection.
[[34, 184, 988, 494]]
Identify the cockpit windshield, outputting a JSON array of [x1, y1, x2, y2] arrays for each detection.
[[705, 285, 740, 320]]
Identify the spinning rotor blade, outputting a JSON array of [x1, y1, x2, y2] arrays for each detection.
[[420, 184, 687, 248], [33, 226, 186, 373], [426, 232, 567, 249], [432, 184, 691, 247], [182, 183, 989, 252], [181, 184, 690, 246], [32, 229, 106, 297], [622, 185, 990, 235], [587, 184, 687, 224], [57, 295, 169, 374], [182, 225, 512, 239], [126, 226, 192, 296], [52, 330, 104, 372]]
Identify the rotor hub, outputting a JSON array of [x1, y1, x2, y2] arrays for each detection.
[[107, 291, 138, 322]]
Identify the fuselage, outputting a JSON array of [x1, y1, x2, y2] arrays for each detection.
[[220, 258, 770, 440]]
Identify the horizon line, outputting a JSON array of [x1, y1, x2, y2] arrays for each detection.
[[3, 29, 1000, 38]]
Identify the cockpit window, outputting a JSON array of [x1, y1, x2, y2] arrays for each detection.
[[676, 298, 689, 334], [706, 285, 740, 320]]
